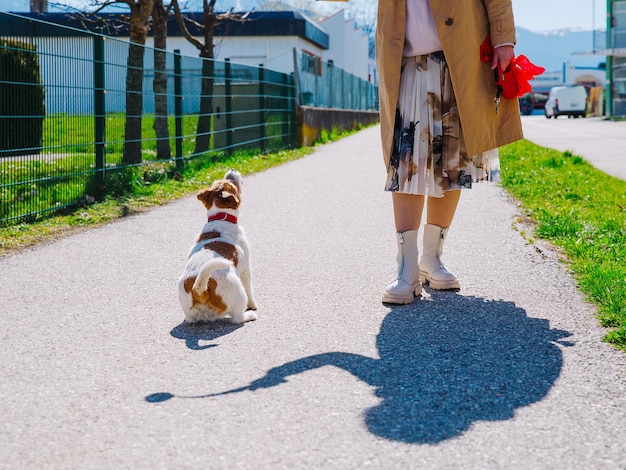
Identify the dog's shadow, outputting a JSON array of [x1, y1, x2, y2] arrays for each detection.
[[170, 320, 243, 350]]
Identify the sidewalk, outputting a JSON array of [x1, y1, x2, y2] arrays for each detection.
[[1, 126, 625, 469], [521, 115, 626, 180]]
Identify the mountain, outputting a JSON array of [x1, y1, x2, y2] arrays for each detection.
[[514, 27, 605, 72]]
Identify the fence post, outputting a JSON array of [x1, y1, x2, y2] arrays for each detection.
[[360, 79, 364, 110], [282, 72, 289, 147], [225, 58, 232, 155], [314, 61, 318, 107], [292, 48, 302, 106], [174, 49, 183, 168], [328, 62, 333, 108], [290, 73, 297, 147], [341, 69, 345, 109], [93, 31, 105, 194], [259, 64, 266, 153]]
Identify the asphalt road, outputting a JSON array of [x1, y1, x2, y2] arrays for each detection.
[[1, 125, 625, 469]]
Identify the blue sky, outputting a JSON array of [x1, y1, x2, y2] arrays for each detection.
[[0, 0, 609, 33], [512, 0, 607, 32]]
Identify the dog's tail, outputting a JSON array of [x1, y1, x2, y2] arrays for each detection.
[[192, 258, 232, 295]]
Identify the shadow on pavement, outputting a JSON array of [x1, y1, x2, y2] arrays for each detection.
[[170, 320, 243, 350], [150, 294, 573, 444]]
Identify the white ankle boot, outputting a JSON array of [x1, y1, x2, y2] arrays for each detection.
[[419, 224, 460, 290], [382, 230, 422, 304]]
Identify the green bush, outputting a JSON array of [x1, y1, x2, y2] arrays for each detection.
[[0, 39, 46, 157]]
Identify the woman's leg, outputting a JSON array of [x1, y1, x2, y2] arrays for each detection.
[[382, 193, 425, 304], [425, 189, 460, 228], [393, 192, 425, 231], [421, 190, 461, 289]]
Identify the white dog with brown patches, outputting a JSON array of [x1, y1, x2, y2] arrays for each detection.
[[178, 170, 258, 324]]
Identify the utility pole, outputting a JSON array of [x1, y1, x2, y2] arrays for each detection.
[[592, 0, 596, 52]]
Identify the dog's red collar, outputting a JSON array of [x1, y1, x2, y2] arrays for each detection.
[[207, 212, 238, 224]]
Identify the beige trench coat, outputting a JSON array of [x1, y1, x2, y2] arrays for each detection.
[[376, 0, 524, 167]]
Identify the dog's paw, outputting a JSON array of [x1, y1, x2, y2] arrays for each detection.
[[247, 300, 258, 311], [230, 310, 258, 324]]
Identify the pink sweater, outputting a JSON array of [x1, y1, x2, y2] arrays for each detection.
[[403, 0, 442, 56]]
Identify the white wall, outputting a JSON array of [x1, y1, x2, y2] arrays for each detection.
[[319, 9, 370, 81], [25, 36, 129, 114], [144, 35, 325, 75]]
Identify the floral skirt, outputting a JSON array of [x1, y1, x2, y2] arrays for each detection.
[[385, 52, 490, 196]]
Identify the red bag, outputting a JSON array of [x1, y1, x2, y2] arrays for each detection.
[[480, 35, 545, 99]]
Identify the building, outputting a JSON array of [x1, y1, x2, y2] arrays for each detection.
[[589, 0, 626, 115], [605, 0, 626, 115], [3, 9, 376, 110], [317, 9, 370, 82], [540, 1, 626, 116], [184, 11, 328, 76], [531, 62, 606, 92], [7, 9, 373, 81]]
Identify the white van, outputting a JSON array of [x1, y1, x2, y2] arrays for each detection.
[[544, 85, 588, 119]]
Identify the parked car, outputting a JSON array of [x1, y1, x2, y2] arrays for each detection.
[[519, 93, 533, 115], [544, 85, 588, 119], [519, 92, 548, 115]]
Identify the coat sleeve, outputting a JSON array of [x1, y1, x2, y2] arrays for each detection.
[[484, 0, 517, 46]]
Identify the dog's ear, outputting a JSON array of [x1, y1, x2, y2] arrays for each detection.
[[197, 188, 215, 209], [218, 190, 240, 209]]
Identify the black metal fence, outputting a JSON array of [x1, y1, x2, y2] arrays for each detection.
[[0, 12, 299, 225]]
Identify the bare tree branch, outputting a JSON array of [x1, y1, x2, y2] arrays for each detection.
[[171, 0, 204, 51]]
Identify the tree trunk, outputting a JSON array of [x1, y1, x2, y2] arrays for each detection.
[[29, 0, 47, 13], [194, 54, 214, 155], [122, 0, 155, 166], [171, 0, 245, 157], [193, 2, 217, 156], [152, 0, 171, 160]]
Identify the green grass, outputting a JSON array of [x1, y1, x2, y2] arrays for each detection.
[[42, 112, 201, 156], [500, 140, 626, 350], [40, 112, 285, 156], [1, 112, 291, 222]]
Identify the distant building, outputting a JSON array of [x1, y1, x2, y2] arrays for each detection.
[[318, 9, 371, 83], [531, 62, 606, 94], [1, 9, 376, 113], [570, 0, 626, 116], [587, 1, 626, 115], [605, 0, 626, 115], [7, 9, 373, 82]]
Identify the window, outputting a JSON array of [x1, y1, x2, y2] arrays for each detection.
[[613, 1, 626, 48], [301, 51, 321, 76]]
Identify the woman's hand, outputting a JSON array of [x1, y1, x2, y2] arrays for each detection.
[[491, 45, 514, 71]]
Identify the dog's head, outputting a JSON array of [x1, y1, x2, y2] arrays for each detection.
[[197, 170, 242, 212], [224, 169, 242, 192]]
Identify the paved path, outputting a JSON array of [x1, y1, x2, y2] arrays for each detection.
[[522, 114, 626, 180], [1, 126, 625, 469]]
